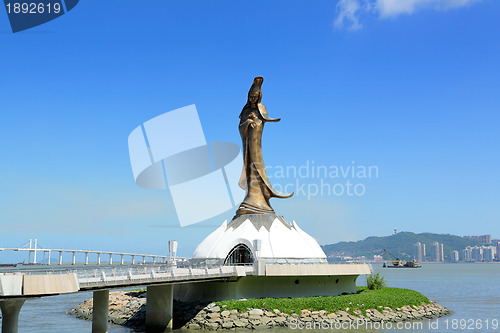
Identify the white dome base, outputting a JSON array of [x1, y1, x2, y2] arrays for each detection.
[[192, 214, 327, 265]]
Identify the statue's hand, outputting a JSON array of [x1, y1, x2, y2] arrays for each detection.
[[265, 117, 281, 123], [258, 104, 280, 122]]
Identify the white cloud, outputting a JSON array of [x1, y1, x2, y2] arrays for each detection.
[[377, 0, 481, 17], [335, 0, 482, 30], [334, 0, 365, 31]]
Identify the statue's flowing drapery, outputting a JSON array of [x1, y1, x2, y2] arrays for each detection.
[[236, 77, 293, 215]]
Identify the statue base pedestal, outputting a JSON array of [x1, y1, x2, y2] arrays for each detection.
[[180, 214, 372, 302], [192, 214, 327, 265]]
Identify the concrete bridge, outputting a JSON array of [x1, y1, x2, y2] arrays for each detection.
[[0, 245, 371, 333], [0, 262, 253, 333]]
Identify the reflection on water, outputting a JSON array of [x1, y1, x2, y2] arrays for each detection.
[[12, 263, 500, 332]]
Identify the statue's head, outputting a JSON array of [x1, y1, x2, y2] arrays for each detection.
[[247, 76, 263, 105]]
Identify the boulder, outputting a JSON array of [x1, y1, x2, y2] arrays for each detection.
[[207, 306, 221, 313], [249, 309, 264, 316]]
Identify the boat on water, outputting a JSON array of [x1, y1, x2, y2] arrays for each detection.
[[0, 263, 17, 267], [384, 261, 421, 268], [383, 249, 421, 268]]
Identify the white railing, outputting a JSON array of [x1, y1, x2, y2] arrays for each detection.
[[75, 265, 249, 288]]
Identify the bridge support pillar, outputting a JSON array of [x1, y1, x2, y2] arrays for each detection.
[[146, 284, 173, 332], [0, 299, 25, 333], [92, 290, 109, 333]]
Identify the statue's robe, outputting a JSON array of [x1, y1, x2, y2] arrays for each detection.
[[237, 103, 292, 215]]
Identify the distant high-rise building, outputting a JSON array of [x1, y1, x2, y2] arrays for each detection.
[[480, 235, 492, 245], [483, 247, 494, 262], [464, 247, 472, 261], [465, 235, 492, 245], [451, 251, 459, 262], [440, 243, 444, 261], [414, 242, 424, 262], [497, 242, 500, 261], [431, 242, 442, 262], [471, 247, 483, 261], [422, 243, 426, 261]]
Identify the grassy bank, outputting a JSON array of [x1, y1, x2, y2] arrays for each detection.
[[215, 287, 430, 315]]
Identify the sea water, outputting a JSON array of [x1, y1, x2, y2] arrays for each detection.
[[8, 263, 500, 332]]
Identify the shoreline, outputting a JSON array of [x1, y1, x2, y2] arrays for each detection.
[[68, 288, 452, 331]]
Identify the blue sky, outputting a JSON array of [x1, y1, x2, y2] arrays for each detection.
[[1, 0, 499, 260]]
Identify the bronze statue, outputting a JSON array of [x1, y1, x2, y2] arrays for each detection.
[[236, 76, 293, 215]]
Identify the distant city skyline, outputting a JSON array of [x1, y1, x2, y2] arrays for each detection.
[[411, 236, 499, 263], [326, 232, 498, 263]]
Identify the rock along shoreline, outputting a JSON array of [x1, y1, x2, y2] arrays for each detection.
[[68, 291, 452, 331]]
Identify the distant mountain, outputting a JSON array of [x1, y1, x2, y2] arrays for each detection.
[[322, 232, 483, 261]]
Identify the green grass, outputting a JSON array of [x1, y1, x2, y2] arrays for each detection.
[[215, 287, 430, 316]]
